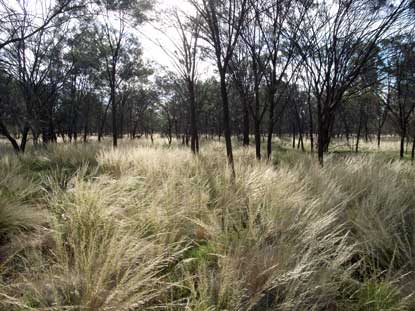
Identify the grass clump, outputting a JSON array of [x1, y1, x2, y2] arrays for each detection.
[[1, 139, 415, 310]]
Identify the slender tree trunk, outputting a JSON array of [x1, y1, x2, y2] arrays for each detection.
[[242, 98, 250, 146], [219, 70, 235, 175], [267, 97, 275, 159], [400, 127, 406, 159], [308, 94, 314, 154], [119, 105, 124, 139], [83, 104, 90, 143], [189, 80, 198, 154], [20, 125, 29, 152], [298, 129, 305, 152], [254, 121, 261, 160], [98, 99, 111, 142], [167, 117, 172, 145], [356, 125, 361, 153], [253, 62, 261, 160], [111, 83, 117, 148], [356, 106, 363, 153], [377, 128, 382, 148], [292, 123, 296, 149]]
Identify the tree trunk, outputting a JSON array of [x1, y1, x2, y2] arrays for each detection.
[[377, 128, 382, 148], [356, 106, 363, 153], [189, 79, 199, 154], [267, 97, 275, 160], [298, 130, 305, 152], [111, 83, 117, 148], [242, 97, 250, 146], [219, 70, 235, 175], [98, 99, 111, 142], [254, 121, 261, 160], [317, 103, 335, 165], [308, 94, 314, 154], [400, 128, 406, 159], [0, 120, 20, 152], [292, 123, 296, 149], [20, 125, 29, 152]]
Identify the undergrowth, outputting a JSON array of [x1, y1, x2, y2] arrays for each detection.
[[0, 139, 414, 310]]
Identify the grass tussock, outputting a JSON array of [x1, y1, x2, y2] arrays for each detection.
[[1, 139, 415, 310]]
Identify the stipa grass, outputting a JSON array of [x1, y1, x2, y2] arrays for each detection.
[[1, 140, 415, 310]]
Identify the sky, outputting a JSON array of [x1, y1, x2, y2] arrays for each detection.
[[139, 0, 196, 68], [3, 0, 212, 77]]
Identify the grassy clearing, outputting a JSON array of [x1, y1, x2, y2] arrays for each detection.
[[1, 138, 415, 310]]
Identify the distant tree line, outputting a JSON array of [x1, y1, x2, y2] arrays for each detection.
[[1, 0, 414, 168]]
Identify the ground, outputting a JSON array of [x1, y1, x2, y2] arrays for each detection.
[[0, 136, 414, 310]]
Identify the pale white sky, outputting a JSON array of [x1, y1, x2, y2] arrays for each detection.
[[3, 0, 212, 77], [140, 0, 194, 68]]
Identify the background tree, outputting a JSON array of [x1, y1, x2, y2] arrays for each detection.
[[297, 0, 410, 164], [190, 0, 249, 174]]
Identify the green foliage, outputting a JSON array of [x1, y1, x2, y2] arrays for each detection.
[[356, 281, 403, 311]]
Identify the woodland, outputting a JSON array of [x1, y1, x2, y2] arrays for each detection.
[[1, 0, 415, 310]]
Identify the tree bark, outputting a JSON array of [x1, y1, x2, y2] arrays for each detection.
[[307, 94, 314, 154], [219, 70, 235, 175], [111, 70, 118, 148], [0, 120, 20, 152], [189, 79, 199, 154], [400, 127, 406, 159], [242, 98, 250, 146]]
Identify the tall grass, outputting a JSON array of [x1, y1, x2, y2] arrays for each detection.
[[1, 139, 414, 310]]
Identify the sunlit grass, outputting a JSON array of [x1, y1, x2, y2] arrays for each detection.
[[0, 136, 414, 310]]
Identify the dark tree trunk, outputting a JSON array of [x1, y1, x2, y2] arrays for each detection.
[[267, 98, 275, 160], [400, 128, 406, 159], [98, 99, 111, 142], [20, 125, 29, 152], [298, 129, 305, 152], [0, 120, 20, 152], [254, 122, 261, 160], [189, 79, 199, 154], [242, 98, 250, 146], [317, 102, 335, 165], [219, 70, 235, 175], [292, 123, 296, 149], [356, 125, 361, 153], [318, 119, 331, 165], [377, 129, 382, 148], [308, 94, 314, 154], [356, 105, 363, 153], [111, 83, 117, 148], [83, 103, 90, 143], [167, 118, 172, 145], [119, 105, 124, 139]]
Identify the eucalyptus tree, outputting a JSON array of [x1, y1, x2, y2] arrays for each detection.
[[297, 0, 411, 165], [229, 43, 252, 146], [156, 9, 202, 153], [0, 20, 72, 150], [253, 0, 310, 160], [189, 0, 250, 175], [0, 0, 82, 51], [239, 1, 267, 160], [381, 34, 415, 158], [0, 70, 25, 152], [62, 25, 103, 142], [155, 73, 183, 145], [92, 0, 152, 147]]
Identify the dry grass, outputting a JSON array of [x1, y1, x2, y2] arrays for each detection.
[[0, 138, 414, 310]]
